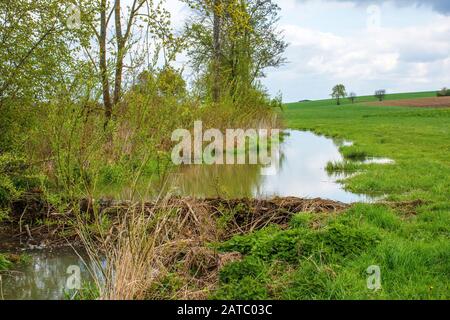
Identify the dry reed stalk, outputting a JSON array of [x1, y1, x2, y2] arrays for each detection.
[[75, 196, 221, 300]]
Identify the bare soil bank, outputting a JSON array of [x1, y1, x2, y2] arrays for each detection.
[[369, 96, 450, 108]]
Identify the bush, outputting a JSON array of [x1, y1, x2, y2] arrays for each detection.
[[0, 153, 42, 220], [436, 87, 450, 97]]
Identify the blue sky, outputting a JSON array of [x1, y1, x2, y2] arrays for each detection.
[[166, 0, 450, 102]]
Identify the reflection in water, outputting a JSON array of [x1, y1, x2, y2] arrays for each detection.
[[0, 249, 92, 300], [171, 130, 371, 203], [363, 157, 395, 165]]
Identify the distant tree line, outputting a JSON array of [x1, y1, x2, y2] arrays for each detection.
[[329, 85, 387, 105]]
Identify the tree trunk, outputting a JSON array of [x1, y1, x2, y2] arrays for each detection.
[[100, 0, 112, 126], [212, 0, 221, 103], [113, 0, 124, 107]]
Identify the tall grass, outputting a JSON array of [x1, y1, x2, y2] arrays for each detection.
[[74, 194, 226, 300]]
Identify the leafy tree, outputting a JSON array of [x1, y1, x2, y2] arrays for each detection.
[[331, 84, 347, 105], [75, 0, 178, 125], [0, 1, 85, 109], [184, 0, 287, 101], [375, 89, 386, 101], [0, 0, 91, 152]]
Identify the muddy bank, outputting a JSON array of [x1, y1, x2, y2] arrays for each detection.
[[1, 193, 428, 300], [1, 192, 348, 251]]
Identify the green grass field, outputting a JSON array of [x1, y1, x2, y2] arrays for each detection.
[[213, 92, 450, 300]]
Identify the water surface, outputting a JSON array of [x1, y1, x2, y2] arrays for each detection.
[[170, 130, 371, 203], [0, 249, 92, 300]]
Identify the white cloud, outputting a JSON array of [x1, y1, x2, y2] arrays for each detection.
[[262, 1, 450, 101]]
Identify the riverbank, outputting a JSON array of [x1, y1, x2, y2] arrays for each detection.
[[0, 194, 351, 299], [0, 194, 348, 251], [268, 97, 449, 299]]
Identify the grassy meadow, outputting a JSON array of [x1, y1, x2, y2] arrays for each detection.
[[211, 92, 450, 299]]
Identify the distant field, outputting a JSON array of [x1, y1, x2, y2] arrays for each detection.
[[368, 96, 450, 108], [287, 91, 437, 108]]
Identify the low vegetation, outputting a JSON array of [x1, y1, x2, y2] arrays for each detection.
[[0, 253, 12, 271], [0, 253, 30, 271]]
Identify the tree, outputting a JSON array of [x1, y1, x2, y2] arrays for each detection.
[[0, 0, 84, 110], [184, 0, 287, 101], [437, 87, 450, 97], [212, 0, 222, 103], [0, 0, 90, 152], [348, 92, 357, 104], [78, 0, 175, 126], [331, 84, 347, 105], [375, 89, 386, 101]]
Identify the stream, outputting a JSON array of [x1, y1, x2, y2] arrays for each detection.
[[1, 130, 391, 300]]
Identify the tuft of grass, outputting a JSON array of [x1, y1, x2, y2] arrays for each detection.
[[0, 253, 30, 271], [65, 282, 100, 300], [340, 146, 368, 161], [0, 253, 12, 271], [326, 161, 362, 174]]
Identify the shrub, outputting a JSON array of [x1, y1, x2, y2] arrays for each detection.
[[437, 87, 450, 97], [0, 153, 42, 220]]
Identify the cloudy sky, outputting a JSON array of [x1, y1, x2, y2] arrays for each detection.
[[166, 0, 450, 102]]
